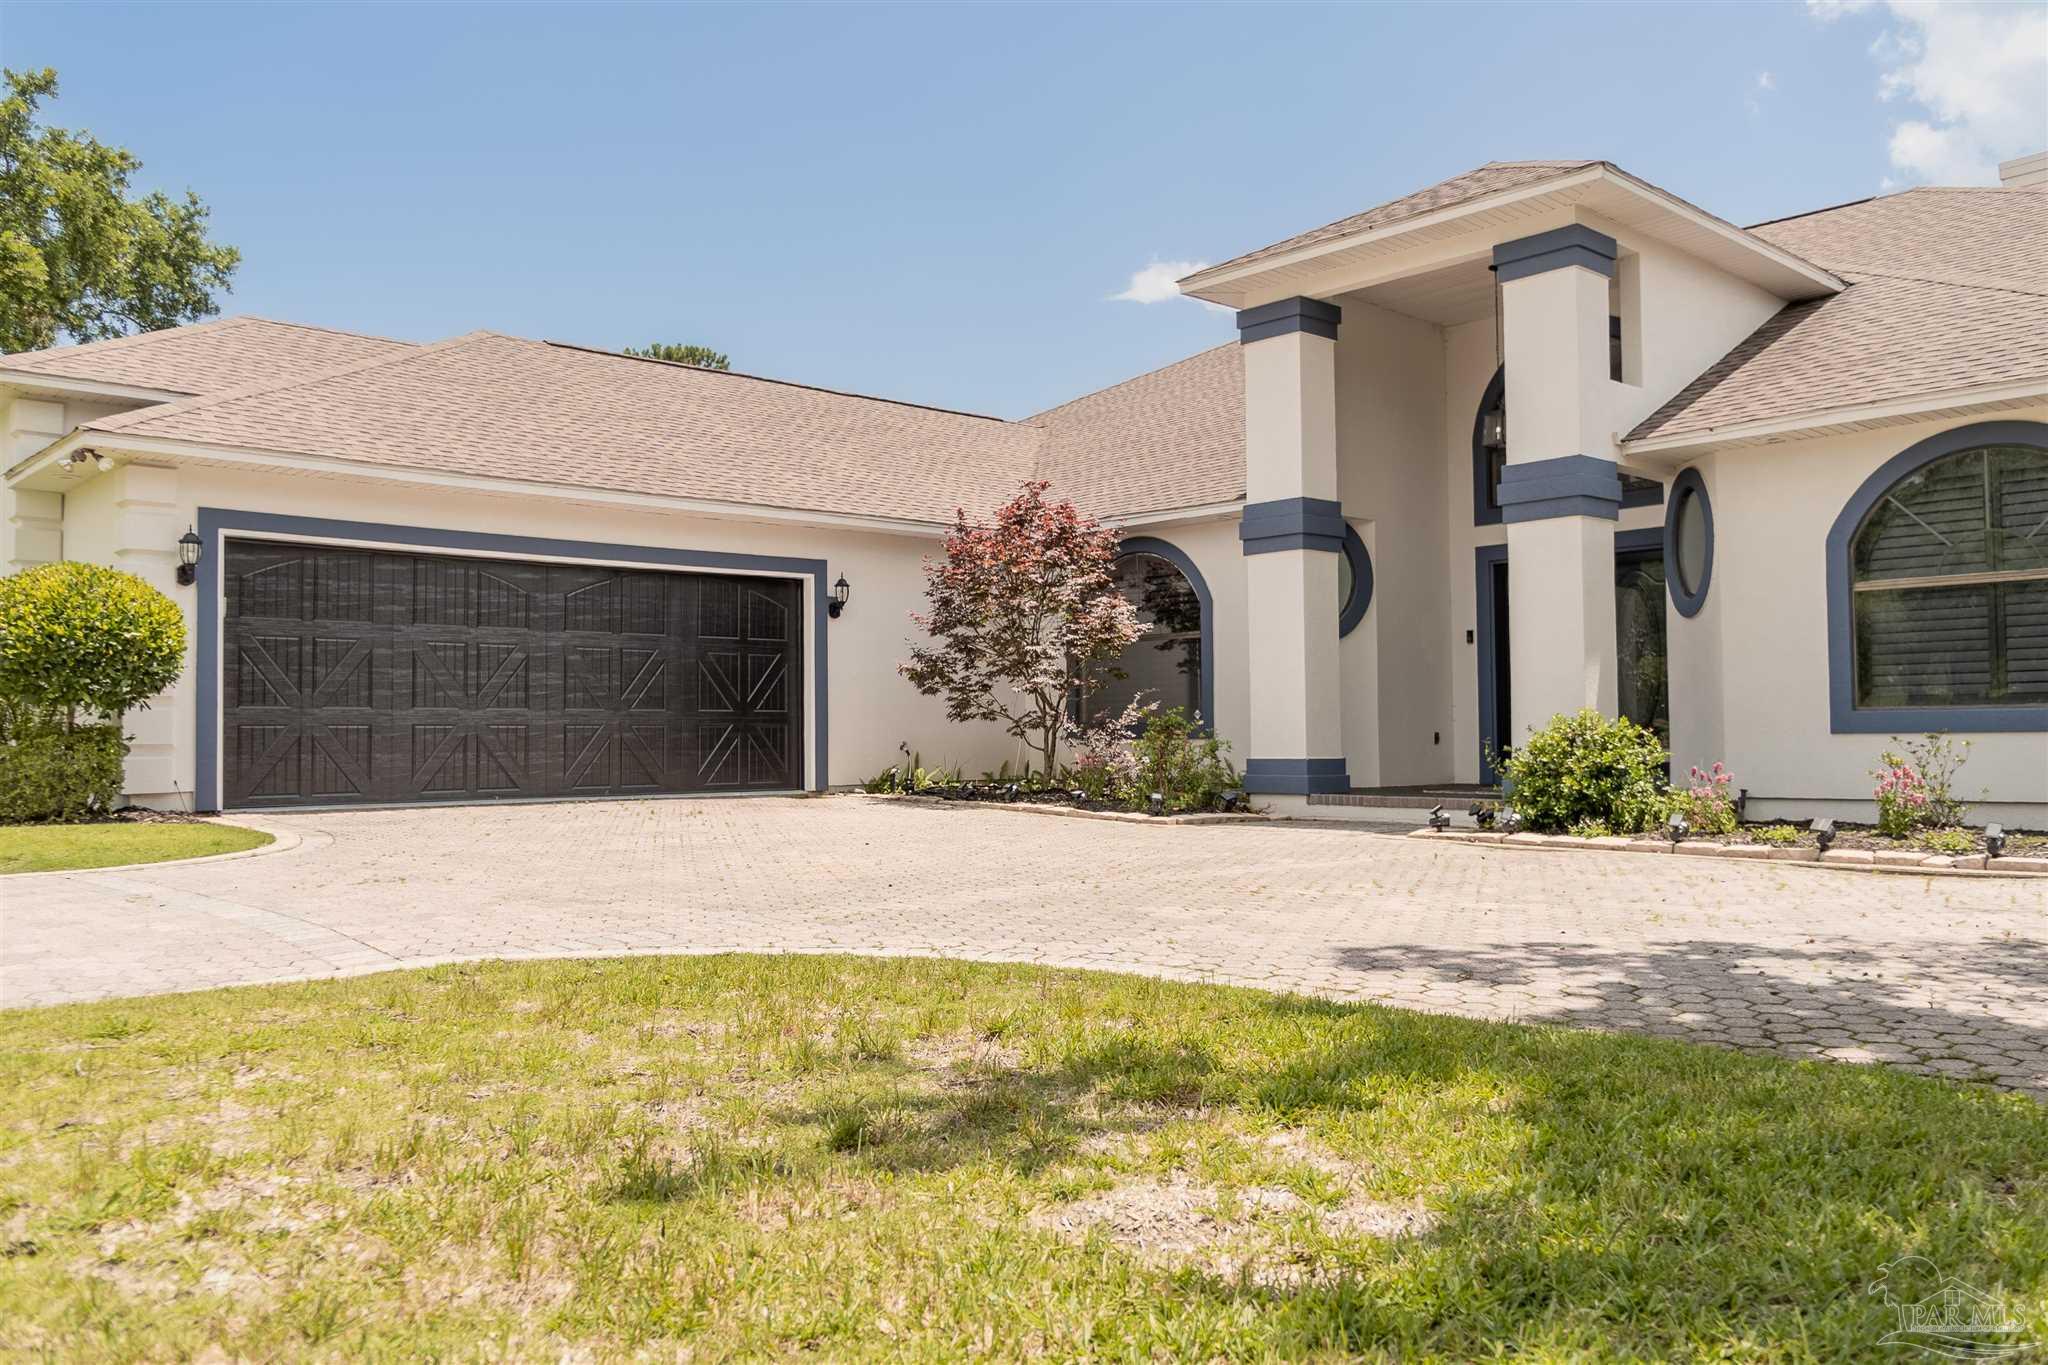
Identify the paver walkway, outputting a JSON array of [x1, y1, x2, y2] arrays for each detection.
[[6, 796, 2044, 1091]]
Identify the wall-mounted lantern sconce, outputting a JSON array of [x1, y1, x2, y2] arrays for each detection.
[[176, 527, 203, 586], [827, 574, 851, 619]]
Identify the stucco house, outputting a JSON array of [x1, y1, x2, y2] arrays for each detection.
[[5, 155, 2045, 824]]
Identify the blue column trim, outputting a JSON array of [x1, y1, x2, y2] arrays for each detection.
[[1824, 420, 2048, 734], [1497, 454, 1622, 523], [1239, 496, 1347, 553], [1243, 757, 1349, 795], [194, 508, 832, 811], [1492, 225, 1618, 283], [1115, 535, 1216, 730], [1235, 296, 1342, 344], [1662, 467, 1714, 619]]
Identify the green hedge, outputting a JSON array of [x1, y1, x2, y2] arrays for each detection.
[[0, 723, 126, 823]]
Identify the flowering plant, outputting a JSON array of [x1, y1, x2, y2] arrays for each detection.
[[1670, 761, 1738, 835], [1872, 754, 1932, 836]]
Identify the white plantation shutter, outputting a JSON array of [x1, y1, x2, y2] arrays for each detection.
[[1851, 445, 2048, 708]]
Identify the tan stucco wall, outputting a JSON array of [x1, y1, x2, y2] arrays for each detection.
[[1334, 300, 1451, 787], [1676, 408, 2048, 822], [53, 462, 1042, 806]]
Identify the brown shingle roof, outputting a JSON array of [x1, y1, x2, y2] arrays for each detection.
[[1031, 344, 1244, 517], [1629, 187, 2048, 442], [1, 316, 415, 394], [83, 331, 1043, 524], [1182, 161, 1598, 286]]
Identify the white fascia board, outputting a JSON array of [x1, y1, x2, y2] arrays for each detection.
[[1107, 500, 1243, 529], [1621, 378, 2048, 457], [0, 368, 192, 404], [11, 429, 957, 537]]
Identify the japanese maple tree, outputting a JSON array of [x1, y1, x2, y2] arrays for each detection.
[[900, 481, 1140, 780]]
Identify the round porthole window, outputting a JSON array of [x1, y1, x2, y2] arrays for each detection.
[[1664, 468, 1714, 617], [1338, 525, 1373, 636]]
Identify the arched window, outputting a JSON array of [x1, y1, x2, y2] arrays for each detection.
[[1846, 439, 2048, 711], [1088, 542, 1210, 724]]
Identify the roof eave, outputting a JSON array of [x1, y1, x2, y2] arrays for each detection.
[[1179, 165, 1843, 309], [1622, 377, 2048, 458], [0, 367, 193, 405]]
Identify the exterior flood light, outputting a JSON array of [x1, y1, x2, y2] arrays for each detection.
[[1427, 803, 1450, 831], [1468, 801, 1495, 829], [1813, 818, 1836, 852], [827, 574, 851, 619], [1499, 809, 1523, 834], [1667, 813, 1688, 843], [1985, 824, 2006, 859], [176, 526, 204, 586], [1221, 789, 1245, 814]]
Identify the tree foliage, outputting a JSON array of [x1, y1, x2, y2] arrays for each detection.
[[900, 481, 1140, 780], [0, 562, 186, 725], [621, 341, 731, 370], [1, 68, 241, 353]]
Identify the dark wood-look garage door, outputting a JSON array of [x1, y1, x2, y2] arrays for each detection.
[[222, 541, 803, 808]]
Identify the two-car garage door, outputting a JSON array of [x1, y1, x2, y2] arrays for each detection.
[[222, 540, 804, 809]]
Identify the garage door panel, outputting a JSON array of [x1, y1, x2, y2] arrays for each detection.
[[223, 541, 803, 808]]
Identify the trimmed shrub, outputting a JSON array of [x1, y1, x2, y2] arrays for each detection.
[[0, 562, 186, 723], [1129, 706, 1237, 813], [1502, 709, 1668, 834], [0, 721, 125, 822]]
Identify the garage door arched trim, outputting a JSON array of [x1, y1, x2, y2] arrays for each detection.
[[195, 508, 830, 811]]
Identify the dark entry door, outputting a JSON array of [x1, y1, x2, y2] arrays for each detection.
[[222, 541, 803, 808]]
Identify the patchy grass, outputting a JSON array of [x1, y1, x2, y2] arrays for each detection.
[[0, 956, 2041, 1360], [0, 821, 272, 874]]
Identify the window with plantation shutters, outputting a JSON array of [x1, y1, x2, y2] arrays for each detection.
[[1850, 444, 2048, 708]]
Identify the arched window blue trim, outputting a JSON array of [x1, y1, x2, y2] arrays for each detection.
[[1472, 366, 1506, 527], [1663, 467, 1714, 618], [1115, 536, 1215, 728], [1339, 525, 1373, 637], [1825, 419, 2048, 733]]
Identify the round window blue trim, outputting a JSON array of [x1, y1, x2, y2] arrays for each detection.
[[1471, 366, 1506, 527], [1663, 467, 1714, 618], [1114, 535, 1214, 729], [1338, 524, 1373, 637], [1823, 419, 2048, 734]]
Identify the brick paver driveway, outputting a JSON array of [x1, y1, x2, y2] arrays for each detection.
[[7, 796, 2045, 1091]]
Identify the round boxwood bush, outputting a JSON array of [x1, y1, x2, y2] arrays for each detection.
[[0, 562, 187, 722], [1501, 708, 1669, 834]]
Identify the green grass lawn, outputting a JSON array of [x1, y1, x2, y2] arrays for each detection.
[[0, 821, 272, 874], [0, 956, 2040, 1361]]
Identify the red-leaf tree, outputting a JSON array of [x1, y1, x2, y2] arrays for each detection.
[[900, 481, 1141, 780]]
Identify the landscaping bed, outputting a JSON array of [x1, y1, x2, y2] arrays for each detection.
[[0, 816, 272, 874], [1, 955, 2042, 1359]]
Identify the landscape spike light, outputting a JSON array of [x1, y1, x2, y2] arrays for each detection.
[[1148, 792, 1165, 817], [1499, 809, 1523, 834], [1667, 812, 1688, 843], [1427, 803, 1450, 831], [1813, 817, 1836, 852], [1984, 823, 2006, 859], [1468, 801, 1495, 830]]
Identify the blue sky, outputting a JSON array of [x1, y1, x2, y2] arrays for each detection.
[[3, 1, 2042, 417]]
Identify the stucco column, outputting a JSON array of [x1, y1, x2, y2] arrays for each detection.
[[1237, 298, 1348, 795], [4, 398, 66, 570], [1497, 226, 1621, 744], [103, 462, 189, 805]]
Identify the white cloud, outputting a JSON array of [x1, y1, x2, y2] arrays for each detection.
[[1811, 0, 2048, 185], [1746, 69, 1777, 117], [1110, 260, 1208, 305], [1756, 70, 1777, 91]]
